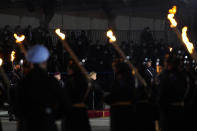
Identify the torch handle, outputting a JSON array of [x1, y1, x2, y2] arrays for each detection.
[[112, 43, 147, 87], [60, 40, 90, 80], [191, 51, 197, 63], [0, 68, 10, 89], [174, 28, 182, 41]]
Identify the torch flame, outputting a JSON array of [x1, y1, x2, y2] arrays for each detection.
[[167, 6, 177, 28], [0, 58, 3, 67], [106, 30, 116, 43], [182, 26, 194, 54], [55, 28, 65, 40], [11, 51, 16, 62], [169, 47, 173, 52], [14, 33, 25, 44]]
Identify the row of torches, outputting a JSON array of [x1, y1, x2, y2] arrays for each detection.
[[0, 5, 196, 90]]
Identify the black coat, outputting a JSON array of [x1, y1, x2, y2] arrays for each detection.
[[62, 73, 91, 131], [66, 73, 88, 104], [14, 67, 68, 131], [105, 75, 137, 131], [158, 69, 187, 131]]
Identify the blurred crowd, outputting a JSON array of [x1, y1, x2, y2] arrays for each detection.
[[0, 25, 195, 72], [0, 24, 197, 131]]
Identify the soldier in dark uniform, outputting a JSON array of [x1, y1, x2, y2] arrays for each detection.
[[86, 72, 104, 110], [144, 59, 157, 87], [135, 61, 157, 131], [158, 53, 187, 131], [14, 45, 67, 131], [0, 79, 6, 131], [62, 60, 91, 131], [105, 59, 136, 131]]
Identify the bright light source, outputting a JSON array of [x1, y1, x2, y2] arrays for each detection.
[[82, 59, 86, 63], [20, 59, 24, 65], [0, 58, 3, 66], [126, 56, 130, 59]]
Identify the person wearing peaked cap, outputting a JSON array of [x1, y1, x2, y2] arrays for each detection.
[[14, 45, 69, 131]]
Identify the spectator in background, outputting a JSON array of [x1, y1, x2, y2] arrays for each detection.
[[44, 31, 53, 52], [0, 25, 12, 44], [140, 27, 154, 45], [24, 25, 33, 46], [77, 30, 89, 59], [68, 32, 77, 53], [68, 32, 77, 42], [14, 25, 22, 35], [32, 26, 44, 45]]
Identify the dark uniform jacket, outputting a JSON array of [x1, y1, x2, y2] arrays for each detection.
[[14, 67, 67, 131], [62, 73, 91, 131], [158, 69, 187, 131]]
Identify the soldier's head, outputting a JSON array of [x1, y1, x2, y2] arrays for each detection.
[[22, 60, 33, 75], [112, 58, 131, 79], [67, 60, 80, 75], [146, 59, 152, 67], [164, 53, 180, 70], [26, 45, 50, 70]]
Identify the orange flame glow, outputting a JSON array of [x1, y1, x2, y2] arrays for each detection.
[[169, 47, 173, 52], [14, 33, 25, 44], [106, 30, 116, 43], [182, 26, 194, 54], [0, 58, 3, 67], [55, 29, 66, 40], [167, 6, 177, 28], [11, 51, 16, 62]]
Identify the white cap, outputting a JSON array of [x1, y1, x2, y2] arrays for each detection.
[[26, 45, 50, 64]]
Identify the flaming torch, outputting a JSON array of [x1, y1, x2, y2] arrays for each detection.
[[55, 28, 91, 101], [167, 6, 177, 28], [167, 6, 197, 62], [11, 51, 16, 63], [55, 28, 89, 80], [14, 33, 27, 55], [0, 58, 10, 89], [181, 26, 197, 61], [167, 5, 182, 40], [106, 30, 147, 87]]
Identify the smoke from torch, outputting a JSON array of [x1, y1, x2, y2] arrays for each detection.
[[106, 30, 116, 43], [182, 26, 194, 54], [167, 6, 177, 28], [11, 51, 16, 62], [14, 33, 25, 44], [55, 29, 66, 40]]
